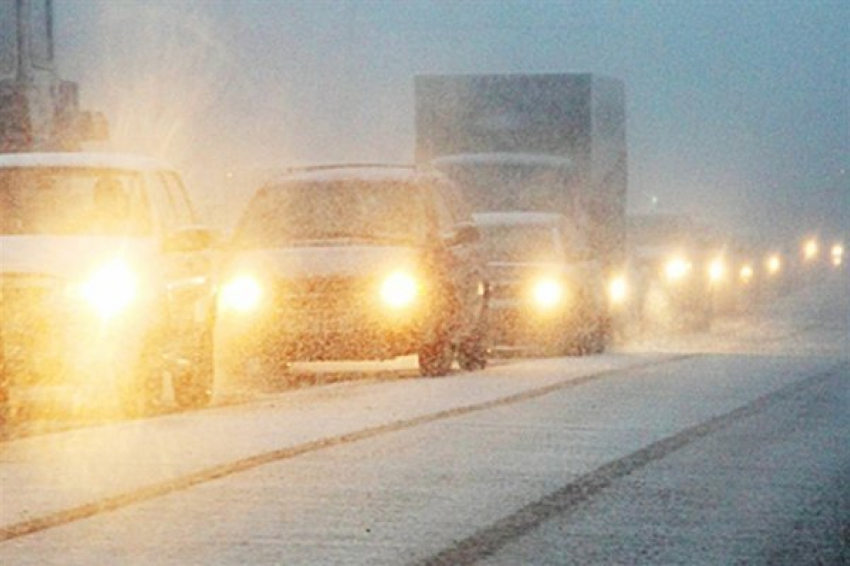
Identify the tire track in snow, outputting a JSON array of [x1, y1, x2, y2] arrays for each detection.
[[417, 361, 848, 566]]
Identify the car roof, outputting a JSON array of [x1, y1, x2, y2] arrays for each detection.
[[267, 164, 437, 185], [0, 152, 174, 172], [473, 211, 565, 227]]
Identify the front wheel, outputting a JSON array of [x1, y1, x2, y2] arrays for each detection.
[[418, 339, 453, 377], [456, 335, 488, 371]]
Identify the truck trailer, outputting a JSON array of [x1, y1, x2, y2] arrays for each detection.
[[415, 73, 630, 349]]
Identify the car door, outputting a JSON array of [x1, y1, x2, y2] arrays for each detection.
[[149, 170, 216, 355]]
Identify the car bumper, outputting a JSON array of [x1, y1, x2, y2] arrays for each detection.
[[1, 305, 145, 385]]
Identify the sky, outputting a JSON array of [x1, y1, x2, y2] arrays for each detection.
[[53, 0, 848, 241]]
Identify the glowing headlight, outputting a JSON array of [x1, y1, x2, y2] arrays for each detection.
[[220, 276, 262, 312], [739, 264, 754, 284], [708, 258, 726, 283], [831, 244, 844, 260], [532, 278, 563, 309], [665, 258, 691, 282], [766, 254, 781, 275], [803, 239, 819, 261], [380, 271, 418, 309], [608, 276, 628, 305], [79, 261, 138, 319]]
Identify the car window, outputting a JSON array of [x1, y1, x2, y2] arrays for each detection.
[[234, 177, 432, 248], [0, 167, 151, 236], [479, 224, 562, 263]]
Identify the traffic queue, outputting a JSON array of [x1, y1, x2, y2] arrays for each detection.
[[0, 150, 845, 424]]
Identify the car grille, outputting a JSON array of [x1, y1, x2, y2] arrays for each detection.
[[273, 276, 374, 313]]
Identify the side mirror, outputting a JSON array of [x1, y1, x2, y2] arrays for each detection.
[[449, 223, 480, 247], [163, 226, 220, 253]]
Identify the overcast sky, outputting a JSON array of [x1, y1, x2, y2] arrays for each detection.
[[54, 0, 848, 240]]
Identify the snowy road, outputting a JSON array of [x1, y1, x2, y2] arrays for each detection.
[[0, 273, 847, 564]]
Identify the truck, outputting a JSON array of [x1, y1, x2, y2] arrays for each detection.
[[415, 73, 630, 350], [0, 0, 105, 152]]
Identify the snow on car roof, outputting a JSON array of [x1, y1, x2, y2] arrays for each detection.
[[0, 152, 174, 172], [432, 153, 572, 169], [264, 164, 444, 186], [473, 211, 564, 226]]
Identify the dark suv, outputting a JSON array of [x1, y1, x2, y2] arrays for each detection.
[[0, 153, 218, 421], [219, 165, 489, 377]]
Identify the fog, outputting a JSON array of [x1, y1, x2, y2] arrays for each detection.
[[54, 0, 848, 239]]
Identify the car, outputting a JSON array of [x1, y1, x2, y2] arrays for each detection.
[[473, 211, 609, 355], [0, 152, 219, 421], [218, 164, 489, 378], [627, 213, 714, 332]]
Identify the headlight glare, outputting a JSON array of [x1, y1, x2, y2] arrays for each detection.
[[766, 254, 781, 275], [79, 261, 138, 318], [665, 257, 691, 282], [533, 278, 563, 309], [221, 276, 262, 312], [608, 276, 628, 305], [708, 258, 726, 283], [381, 271, 418, 309]]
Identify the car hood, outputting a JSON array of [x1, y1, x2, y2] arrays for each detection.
[[224, 245, 423, 280], [0, 235, 157, 280]]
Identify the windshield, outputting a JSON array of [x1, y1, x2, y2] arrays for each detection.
[[0, 167, 151, 236], [234, 178, 433, 247], [479, 224, 561, 263], [435, 162, 573, 213]]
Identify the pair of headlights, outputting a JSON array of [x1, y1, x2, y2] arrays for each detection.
[[219, 271, 420, 313]]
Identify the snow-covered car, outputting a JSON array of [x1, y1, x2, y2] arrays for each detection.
[[474, 212, 608, 355], [218, 164, 489, 377], [0, 152, 218, 421]]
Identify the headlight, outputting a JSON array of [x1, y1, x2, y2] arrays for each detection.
[[708, 258, 726, 283], [803, 239, 819, 261], [532, 278, 563, 309], [608, 276, 628, 305], [665, 257, 691, 282], [78, 261, 138, 319], [220, 276, 262, 313], [831, 244, 844, 265], [766, 254, 781, 275], [380, 271, 418, 309], [739, 264, 754, 284]]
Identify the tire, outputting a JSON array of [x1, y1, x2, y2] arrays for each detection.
[[173, 327, 215, 409], [418, 339, 453, 377], [457, 335, 488, 371], [119, 331, 165, 418]]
